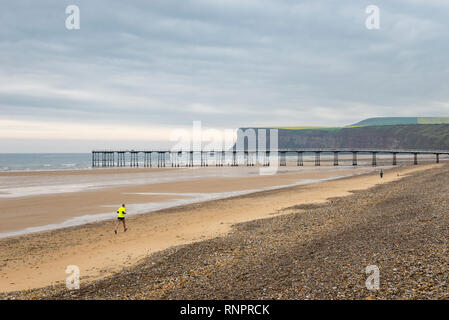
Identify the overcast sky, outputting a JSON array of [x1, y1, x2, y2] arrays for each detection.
[[1, 0, 449, 152]]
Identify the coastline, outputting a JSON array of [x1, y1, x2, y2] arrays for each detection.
[[0, 163, 440, 294]]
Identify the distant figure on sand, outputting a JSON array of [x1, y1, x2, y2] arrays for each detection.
[[380, 169, 383, 179], [114, 204, 128, 234]]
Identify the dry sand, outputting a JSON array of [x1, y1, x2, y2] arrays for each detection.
[[0, 163, 441, 293]]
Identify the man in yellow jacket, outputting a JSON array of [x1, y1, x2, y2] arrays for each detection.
[[114, 203, 128, 234]]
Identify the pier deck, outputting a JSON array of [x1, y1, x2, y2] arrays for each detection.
[[91, 149, 449, 168]]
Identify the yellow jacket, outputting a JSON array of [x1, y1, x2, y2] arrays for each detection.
[[117, 206, 126, 218]]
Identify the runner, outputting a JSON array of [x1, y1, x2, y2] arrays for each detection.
[[114, 203, 128, 234]]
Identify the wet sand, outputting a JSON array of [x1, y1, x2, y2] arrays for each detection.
[[0, 163, 439, 293], [0, 166, 372, 234]]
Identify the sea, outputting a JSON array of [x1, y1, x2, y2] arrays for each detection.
[[0, 152, 429, 172], [0, 152, 317, 172], [0, 153, 92, 171]]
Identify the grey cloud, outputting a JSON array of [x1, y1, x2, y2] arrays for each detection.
[[1, 0, 449, 139]]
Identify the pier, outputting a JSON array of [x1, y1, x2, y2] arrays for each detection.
[[91, 149, 449, 168]]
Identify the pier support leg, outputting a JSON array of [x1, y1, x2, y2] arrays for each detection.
[[333, 152, 338, 166], [315, 152, 321, 166], [414, 153, 418, 165], [265, 151, 270, 166], [372, 152, 377, 166], [147, 152, 150, 167], [216, 151, 221, 167], [221, 151, 225, 166], [436, 153, 440, 163], [248, 152, 253, 166], [232, 152, 237, 166], [280, 152, 287, 166], [222, 151, 225, 166], [297, 152, 303, 166], [352, 152, 357, 166], [132, 152, 138, 167], [188, 152, 193, 167], [202, 152, 208, 167], [392, 153, 397, 165]]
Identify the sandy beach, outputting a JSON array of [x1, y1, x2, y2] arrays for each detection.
[[68, 162, 446, 300], [0, 165, 376, 235], [0, 162, 441, 296]]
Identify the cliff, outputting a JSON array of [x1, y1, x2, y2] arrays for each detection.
[[237, 123, 449, 150]]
